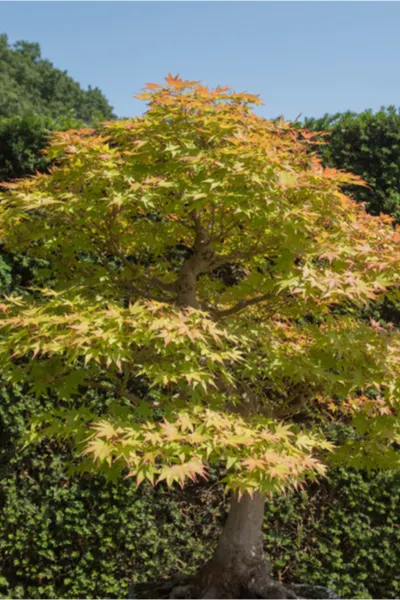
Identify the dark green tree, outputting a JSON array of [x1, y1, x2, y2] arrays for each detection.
[[0, 115, 83, 183], [0, 35, 116, 294], [0, 34, 115, 122], [0, 34, 117, 185], [304, 107, 400, 221]]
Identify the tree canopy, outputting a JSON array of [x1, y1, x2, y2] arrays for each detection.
[[0, 34, 115, 122], [1, 75, 400, 501]]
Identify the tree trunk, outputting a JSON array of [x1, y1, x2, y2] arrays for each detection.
[[209, 490, 267, 579], [176, 261, 200, 308], [187, 492, 298, 599]]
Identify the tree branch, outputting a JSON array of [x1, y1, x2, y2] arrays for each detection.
[[150, 276, 177, 293], [212, 292, 272, 319]]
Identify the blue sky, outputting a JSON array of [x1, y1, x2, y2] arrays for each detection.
[[1, 2, 400, 121]]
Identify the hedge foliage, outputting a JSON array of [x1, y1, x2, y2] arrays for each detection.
[[0, 115, 84, 183], [1, 378, 399, 600], [305, 107, 400, 222]]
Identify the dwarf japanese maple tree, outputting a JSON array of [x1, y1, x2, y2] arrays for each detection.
[[1, 75, 400, 598]]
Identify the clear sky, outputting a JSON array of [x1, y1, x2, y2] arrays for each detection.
[[1, 1, 400, 121]]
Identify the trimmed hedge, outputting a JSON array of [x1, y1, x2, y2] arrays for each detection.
[[1, 383, 400, 599]]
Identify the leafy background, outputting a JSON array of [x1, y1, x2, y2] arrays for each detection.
[[1, 36, 400, 600]]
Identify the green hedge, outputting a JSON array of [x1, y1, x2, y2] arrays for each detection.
[[1, 384, 399, 599], [304, 107, 400, 221], [263, 471, 400, 599]]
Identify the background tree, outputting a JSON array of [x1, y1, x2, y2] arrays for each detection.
[[0, 34, 116, 303], [0, 34, 114, 122], [0, 114, 84, 183], [304, 109, 400, 329], [0, 33, 115, 186], [1, 76, 400, 599], [304, 107, 400, 222]]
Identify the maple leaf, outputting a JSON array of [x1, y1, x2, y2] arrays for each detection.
[[263, 451, 281, 465], [156, 458, 207, 487], [83, 439, 112, 466], [188, 431, 209, 444], [269, 465, 289, 480], [165, 73, 181, 87], [159, 420, 180, 440], [273, 423, 295, 440], [241, 458, 266, 472], [91, 421, 118, 440], [177, 413, 194, 432], [143, 431, 161, 445], [295, 434, 316, 450], [181, 459, 208, 483]]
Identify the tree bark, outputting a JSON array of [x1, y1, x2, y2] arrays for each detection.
[[176, 211, 215, 309], [213, 491, 266, 573], [188, 491, 298, 599], [177, 260, 200, 308]]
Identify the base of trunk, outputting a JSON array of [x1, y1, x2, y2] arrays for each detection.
[[191, 554, 296, 599], [129, 563, 341, 599], [128, 493, 340, 599]]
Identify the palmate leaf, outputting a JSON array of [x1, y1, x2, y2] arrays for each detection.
[[0, 293, 241, 402], [27, 404, 335, 494]]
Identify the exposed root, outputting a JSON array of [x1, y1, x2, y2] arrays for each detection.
[[162, 558, 302, 599], [130, 573, 340, 599], [169, 584, 196, 599]]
